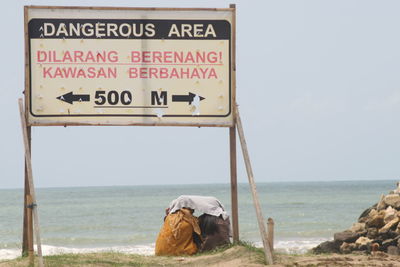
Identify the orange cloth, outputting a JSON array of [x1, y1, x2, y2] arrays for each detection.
[[155, 208, 201, 256]]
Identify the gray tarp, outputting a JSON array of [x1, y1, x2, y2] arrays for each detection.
[[168, 195, 229, 220]]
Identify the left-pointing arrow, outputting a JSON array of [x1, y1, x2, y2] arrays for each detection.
[[56, 92, 90, 104]]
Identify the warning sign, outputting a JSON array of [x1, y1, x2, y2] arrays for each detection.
[[25, 7, 234, 127]]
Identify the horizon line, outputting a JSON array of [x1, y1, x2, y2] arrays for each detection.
[[0, 178, 398, 190]]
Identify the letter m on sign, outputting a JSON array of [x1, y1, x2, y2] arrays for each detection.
[[151, 91, 167, 105]]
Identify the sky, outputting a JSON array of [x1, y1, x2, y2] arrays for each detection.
[[1, 0, 400, 188]]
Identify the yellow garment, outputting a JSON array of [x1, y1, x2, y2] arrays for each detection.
[[155, 208, 201, 256]]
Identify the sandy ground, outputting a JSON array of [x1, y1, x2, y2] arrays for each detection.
[[2, 246, 400, 266], [274, 252, 400, 267]]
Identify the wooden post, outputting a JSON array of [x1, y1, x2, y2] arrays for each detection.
[[26, 195, 34, 265], [19, 99, 44, 267], [22, 126, 33, 257], [267, 218, 274, 252], [236, 105, 274, 265], [230, 125, 239, 242], [22, 6, 34, 257], [229, 3, 239, 243]]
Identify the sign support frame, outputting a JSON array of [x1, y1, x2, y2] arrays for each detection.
[[21, 4, 274, 265]]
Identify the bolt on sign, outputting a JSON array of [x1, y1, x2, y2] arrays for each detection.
[[25, 6, 235, 127]]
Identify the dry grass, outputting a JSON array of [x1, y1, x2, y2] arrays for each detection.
[[3, 244, 400, 267], [0, 243, 265, 267]]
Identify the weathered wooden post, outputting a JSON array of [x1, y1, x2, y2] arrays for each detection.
[[229, 3, 239, 243], [26, 194, 34, 265], [22, 5, 34, 257], [267, 218, 274, 252], [236, 105, 274, 265], [19, 99, 44, 267]]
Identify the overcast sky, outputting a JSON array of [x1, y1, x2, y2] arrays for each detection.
[[1, 0, 400, 188]]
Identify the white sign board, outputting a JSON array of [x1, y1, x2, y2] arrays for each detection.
[[25, 6, 234, 127]]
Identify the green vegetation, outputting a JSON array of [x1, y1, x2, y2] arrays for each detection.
[[0, 243, 265, 267]]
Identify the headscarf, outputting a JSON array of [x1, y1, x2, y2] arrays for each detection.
[[168, 208, 201, 239]]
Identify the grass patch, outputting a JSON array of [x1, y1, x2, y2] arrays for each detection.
[[0, 242, 266, 267]]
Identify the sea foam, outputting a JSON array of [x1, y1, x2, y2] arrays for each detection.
[[0, 239, 330, 261], [0, 244, 155, 261], [254, 238, 329, 254]]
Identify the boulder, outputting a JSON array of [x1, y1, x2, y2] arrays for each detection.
[[340, 242, 356, 254], [366, 212, 385, 228], [370, 242, 380, 253], [384, 206, 396, 224], [312, 240, 341, 254], [379, 217, 399, 234], [334, 230, 360, 243], [396, 220, 400, 234], [377, 194, 386, 211], [313, 182, 400, 255], [389, 182, 400, 194], [387, 246, 400, 255], [384, 194, 400, 209], [378, 230, 399, 242], [382, 237, 400, 251], [349, 222, 366, 233], [358, 206, 377, 223], [367, 227, 379, 239], [355, 236, 372, 250]]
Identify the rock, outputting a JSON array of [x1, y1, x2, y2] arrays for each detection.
[[396, 220, 400, 234], [384, 206, 396, 224], [377, 194, 386, 211], [340, 242, 356, 254], [358, 206, 377, 223], [366, 212, 385, 228], [350, 222, 366, 233], [384, 194, 400, 208], [382, 238, 399, 251], [379, 217, 399, 233], [340, 242, 351, 254], [378, 230, 399, 242], [334, 230, 360, 243], [355, 236, 372, 247], [312, 240, 340, 254], [366, 214, 385, 228], [369, 209, 378, 217], [387, 246, 400, 255], [367, 227, 379, 239], [389, 182, 400, 194], [313, 182, 400, 256], [370, 243, 380, 252]]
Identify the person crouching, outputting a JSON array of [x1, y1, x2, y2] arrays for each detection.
[[198, 214, 231, 251], [155, 207, 201, 256]]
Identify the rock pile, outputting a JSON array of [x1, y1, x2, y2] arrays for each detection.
[[313, 182, 400, 255]]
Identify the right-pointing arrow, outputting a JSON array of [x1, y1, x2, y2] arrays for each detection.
[[172, 92, 205, 105]]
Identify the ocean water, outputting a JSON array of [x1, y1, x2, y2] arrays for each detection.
[[0, 180, 397, 259]]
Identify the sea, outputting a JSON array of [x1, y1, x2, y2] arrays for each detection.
[[0, 180, 397, 260]]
